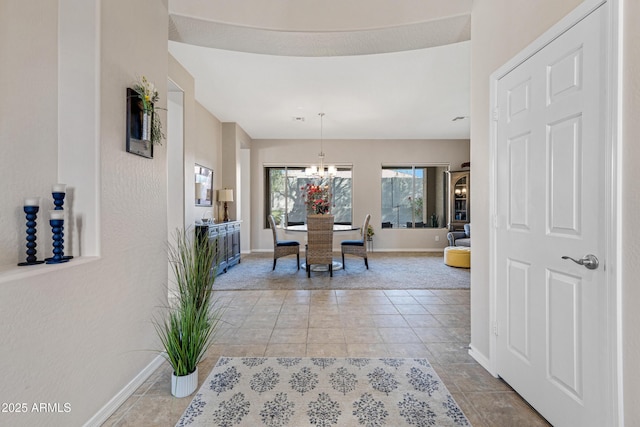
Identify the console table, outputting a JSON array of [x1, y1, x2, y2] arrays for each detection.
[[196, 221, 241, 276]]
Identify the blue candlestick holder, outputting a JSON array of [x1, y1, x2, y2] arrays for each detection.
[[50, 191, 74, 260], [52, 192, 65, 210], [46, 218, 70, 264], [18, 205, 45, 266]]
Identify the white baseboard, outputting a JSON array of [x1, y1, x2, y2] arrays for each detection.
[[249, 248, 445, 253], [468, 344, 497, 377], [371, 248, 445, 253], [82, 354, 165, 427]]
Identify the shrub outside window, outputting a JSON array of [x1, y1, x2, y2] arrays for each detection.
[[265, 167, 352, 227], [381, 165, 447, 229]]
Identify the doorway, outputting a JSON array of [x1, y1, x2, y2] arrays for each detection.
[[167, 79, 185, 299]]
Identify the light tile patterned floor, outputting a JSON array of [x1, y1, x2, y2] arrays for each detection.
[[103, 289, 551, 426]]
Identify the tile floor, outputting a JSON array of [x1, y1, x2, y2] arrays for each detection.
[[103, 289, 550, 426]]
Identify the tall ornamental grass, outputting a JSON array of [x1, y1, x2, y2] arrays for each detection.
[[154, 228, 225, 377]]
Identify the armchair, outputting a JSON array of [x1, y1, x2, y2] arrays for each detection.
[[306, 215, 334, 277], [341, 214, 371, 269], [447, 223, 470, 247], [268, 215, 300, 270]]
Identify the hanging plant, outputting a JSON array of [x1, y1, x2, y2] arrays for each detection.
[[132, 75, 165, 145]]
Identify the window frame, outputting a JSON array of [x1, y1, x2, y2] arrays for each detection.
[[380, 163, 449, 229], [264, 165, 353, 228]]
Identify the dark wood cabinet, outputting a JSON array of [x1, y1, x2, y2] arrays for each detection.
[[196, 221, 241, 276], [446, 171, 470, 231]]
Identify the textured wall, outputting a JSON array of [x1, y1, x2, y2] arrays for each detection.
[[622, 0, 640, 423], [0, 1, 59, 266], [193, 101, 222, 223], [0, 0, 170, 426]]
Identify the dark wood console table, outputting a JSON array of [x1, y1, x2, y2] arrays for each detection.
[[196, 221, 241, 276]]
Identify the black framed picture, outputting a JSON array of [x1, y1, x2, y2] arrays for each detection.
[[126, 87, 153, 159]]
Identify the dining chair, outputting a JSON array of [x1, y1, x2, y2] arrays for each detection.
[[305, 214, 334, 277], [267, 215, 300, 270], [341, 214, 371, 269]]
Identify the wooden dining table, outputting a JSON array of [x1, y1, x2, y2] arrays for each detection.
[[283, 223, 360, 271]]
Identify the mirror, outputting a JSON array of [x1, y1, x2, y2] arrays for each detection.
[[195, 164, 213, 206]]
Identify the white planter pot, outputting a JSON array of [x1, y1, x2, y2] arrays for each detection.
[[171, 367, 198, 398]]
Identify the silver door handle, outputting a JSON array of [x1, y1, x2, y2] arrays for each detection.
[[561, 254, 599, 270]]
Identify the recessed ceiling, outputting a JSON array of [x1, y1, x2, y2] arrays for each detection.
[[169, 41, 470, 139], [167, 1, 471, 140]]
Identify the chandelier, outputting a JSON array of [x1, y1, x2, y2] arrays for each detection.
[[306, 112, 337, 177]]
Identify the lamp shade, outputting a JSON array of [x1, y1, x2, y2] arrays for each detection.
[[218, 189, 234, 202]]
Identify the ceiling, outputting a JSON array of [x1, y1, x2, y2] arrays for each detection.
[[167, 2, 471, 140]]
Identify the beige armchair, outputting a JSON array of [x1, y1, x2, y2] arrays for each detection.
[[341, 214, 371, 269], [305, 214, 334, 277], [268, 215, 300, 270]]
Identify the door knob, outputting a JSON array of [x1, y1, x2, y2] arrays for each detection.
[[561, 254, 599, 270]]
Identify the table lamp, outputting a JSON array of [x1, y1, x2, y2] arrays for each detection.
[[218, 188, 234, 222]]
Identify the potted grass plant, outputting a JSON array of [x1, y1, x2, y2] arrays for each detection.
[[153, 227, 225, 398]]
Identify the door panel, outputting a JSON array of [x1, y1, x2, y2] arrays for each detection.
[[548, 115, 582, 235], [547, 47, 583, 104], [507, 259, 530, 362], [546, 268, 582, 401], [495, 4, 608, 426], [508, 134, 531, 229]]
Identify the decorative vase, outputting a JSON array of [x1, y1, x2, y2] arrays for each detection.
[[171, 367, 198, 398], [141, 110, 152, 142]]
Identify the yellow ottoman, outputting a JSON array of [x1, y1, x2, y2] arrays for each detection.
[[444, 246, 471, 268]]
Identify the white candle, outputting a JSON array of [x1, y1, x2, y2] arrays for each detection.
[[52, 184, 67, 193], [24, 197, 39, 207], [49, 210, 65, 220]]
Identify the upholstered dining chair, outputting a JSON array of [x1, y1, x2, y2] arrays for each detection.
[[305, 214, 334, 277], [341, 214, 371, 269], [267, 215, 300, 270]]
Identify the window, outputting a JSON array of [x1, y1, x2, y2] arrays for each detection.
[[265, 167, 352, 227], [381, 165, 448, 229]]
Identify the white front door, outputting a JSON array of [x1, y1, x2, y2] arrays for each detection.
[[494, 4, 610, 426]]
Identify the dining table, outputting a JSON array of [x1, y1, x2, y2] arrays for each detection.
[[283, 223, 360, 271]]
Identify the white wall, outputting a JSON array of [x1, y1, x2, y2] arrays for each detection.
[[0, 1, 59, 265], [167, 89, 185, 233], [0, 1, 169, 426], [193, 102, 222, 223], [469, 0, 583, 366], [220, 123, 252, 223], [169, 55, 223, 227], [250, 138, 469, 252], [170, 0, 471, 32], [240, 148, 252, 253], [622, 0, 640, 423]]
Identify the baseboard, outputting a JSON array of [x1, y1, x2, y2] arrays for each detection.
[[468, 344, 497, 377], [250, 249, 445, 253], [369, 248, 445, 253], [82, 354, 165, 427]]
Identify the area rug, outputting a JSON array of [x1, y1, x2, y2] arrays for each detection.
[[213, 252, 470, 291], [175, 357, 471, 426]]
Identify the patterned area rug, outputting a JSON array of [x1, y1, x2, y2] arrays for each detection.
[[176, 357, 471, 426], [214, 252, 470, 290]]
